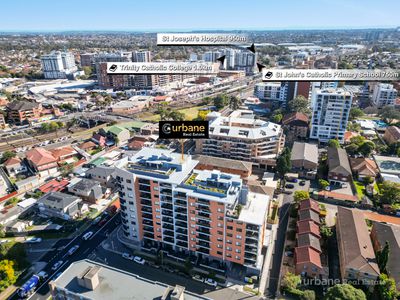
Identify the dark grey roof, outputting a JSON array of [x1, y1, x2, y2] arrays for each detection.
[[298, 209, 320, 224], [291, 142, 318, 164], [7, 100, 39, 111], [327, 147, 352, 176], [297, 233, 322, 253], [86, 166, 116, 178], [70, 178, 100, 191], [38, 192, 80, 209], [371, 222, 400, 288]]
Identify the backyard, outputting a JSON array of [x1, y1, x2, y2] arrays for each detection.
[[139, 105, 208, 122]]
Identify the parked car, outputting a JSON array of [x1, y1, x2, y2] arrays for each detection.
[[92, 217, 101, 224], [283, 190, 293, 195], [68, 245, 79, 256], [122, 253, 134, 260], [37, 271, 48, 280], [285, 184, 295, 189], [192, 275, 205, 282], [26, 237, 42, 244], [299, 180, 306, 186], [51, 260, 63, 271], [82, 231, 93, 240], [133, 256, 145, 265], [205, 278, 218, 287], [286, 178, 298, 183]]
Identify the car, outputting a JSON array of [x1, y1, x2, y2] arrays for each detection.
[[283, 190, 293, 195], [98, 218, 107, 227], [341, 183, 348, 188], [299, 180, 306, 186], [82, 231, 93, 240], [68, 245, 79, 256], [285, 184, 295, 189], [51, 260, 63, 271], [133, 256, 145, 265], [192, 275, 205, 282], [92, 217, 101, 224], [37, 271, 48, 280], [325, 186, 331, 191], [26, 237, 42, 244], [286, 178, 298, 183], [205, 278, 218, 287], [122, 253, 134, 260], [285, 251, 294, 257]]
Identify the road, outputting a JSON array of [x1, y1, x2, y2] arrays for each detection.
[[9, 212, 121, 300], [266, 194, 292, 298]]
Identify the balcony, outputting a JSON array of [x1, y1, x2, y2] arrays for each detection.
[[162, 216, 173, 224], [197, 247, 210, 255], [197, 212, 210, 219], [246, 232, 259, 240], [245, 246, 258, 254], [143, 220, 153, 226], [175, 215, 187, 222], [164, 236, 174, 244], [197, 240, 210, 249], [197, 233, 210, 241], [141, 206, 152, 213], [163, 230, 174, 237], [176, 241, 188, 248], [174, 193, 187, 200], [244, 253, 257, 261], [175, 199, 187, 207], [175, 207, 187, 214], [246, 224, 259, 232], [120, 199, 126, 205], [176, 234, 187, 241], [162, 223, 174, 230], [196, 219, 210, 227], [138, 179, 150, 185], [245, 238, 258, 245], [142, 213, 153, 220], [175, 221, 187, 228], [143, 226, 154, 233], [161, 203, 173, 210], [141, 199, 152, 207], [176, 228, 187, 235], [197, 227, 210, 235], [144, 232, 154, 239], [139, 185, 151, 192]]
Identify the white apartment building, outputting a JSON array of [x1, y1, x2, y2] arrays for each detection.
[[310, 88, 352, 143], [41, 51, 77, 79], [254, 82, 288, 103], [132, 50, 151, 62], [372, 83, 398, 107], [202, 51, 222, 62], [196, 110, 285, 168]]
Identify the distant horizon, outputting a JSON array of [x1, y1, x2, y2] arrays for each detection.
[[0, 26, 398, 34]]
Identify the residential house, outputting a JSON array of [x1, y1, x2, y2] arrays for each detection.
[[26, 148, 58, 176], [101, 125, 130, 146], [336, 207, 380, 285], [68, 178, 104, 204], [298, 209, 320, 225], [50, 146, 78, 164], [39, 179, 70, 193], [370, 222, 400, 290], [297, 233, 322, 253], [282, 112, 309, 142], [383, 126, 400, 145], [294, 246, 324, 278], [86, 166, 116, 188], [297, 220, 321, 239], [350, 158, 379, 180], [344, 131, 360, 144], [4, 157, 26, 176], [299, 199, 320, 214], [327, 147, 352, 185], [91, 134, 106, 147], [79, 141, 97, 152], [290, 142, 318, 179], [37, 192, 84, 219]]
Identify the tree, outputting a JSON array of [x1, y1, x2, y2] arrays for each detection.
[[327, 139, 340, 149], [281, 272, 301, 291], [271, 113, 283, 123], [60, 163, 74, 177], [302, 290, 316, 300], [197, 110, 210, 121], [346, 143, 359, 155], [379, 107, 400, 124], [349, 107, 364, 120], [276, 148, 291, 177], [0, 225, 5, 239], [82, 66, 92, 76], [294, 191, 309, 203], [319, 179, 329, 190], [5, 197, 18, 207], [362, 176, 374, 185], [213, 94, 229, 110], [320, 225, 333, 239], [376, 241, 390, 274], [169, 110, 185, 121], [324, 284, 366, 300], [377, 273, 399, 300], [0, 151, 16, 164], [229, 96, 241, 110], [0, 260, 16, 291], [358, 141, 375, 157], [347, 122, 361, 132], [350, 135, 366, 146], [379, 181, 400, 205], [287, 96, 311, 114]]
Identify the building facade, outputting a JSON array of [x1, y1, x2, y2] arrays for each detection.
[[114, 148, 269, 275], [195, 110, 285, 169], [310, 88, 352, 143], [372, 83, 397, 107], [41, 51, 78, 79]]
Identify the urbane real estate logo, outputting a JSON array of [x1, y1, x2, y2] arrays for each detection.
[[159, 121, 209, 139]]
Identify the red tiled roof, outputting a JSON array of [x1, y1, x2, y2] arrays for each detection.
[[350, 158, 378, 177], [295, 246, 322, 267], [299, 199, 320, 213], [49, 146, 77, 160], [26, 148, 57, 166], [297, 220, 321, 238], [79, 141, 96, 150], [282, 112, 309, 125], [3, 157, 21, 166], [39, 179, 70, 193], [385, 126, 400, 140], [318, 190, 359, 202], [344, 131, 359, 143]]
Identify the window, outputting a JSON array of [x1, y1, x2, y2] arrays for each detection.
[[236, 235, 242, 239], [127, 187, 132, 191], [217, 230, 223, 235], [236, 228, 242, 232], [227, 226, 233, 230], [226, 246, 232, 251], [217, 244, 222, 248], [217, 251, 223, 255], [128, 201, 134, 205], [226, 253, 232, 258], [154, 187, 159, 191], [155, 208, 160, 212], [217, 237, 223, 242], [235, 249, 241, 253], [131, 221, 136, 225], [126, 179, 132, 183], [218, 216, 223, 221], [227, 233, 233, 237], [235, 242, 241, 246], [235, 256, 240, 260], [217, 223, 223, 228], [217, 208, 223, 212]]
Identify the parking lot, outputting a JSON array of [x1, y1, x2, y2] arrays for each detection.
[[283, 177, 310, 194]]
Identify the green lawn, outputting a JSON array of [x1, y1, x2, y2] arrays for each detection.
[[354, 181, 366, 199], [140, 105, 207, 121]]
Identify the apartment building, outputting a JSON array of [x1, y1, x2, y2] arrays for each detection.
[[114, 148, 269, 276], [196, 110, 285, 169], [372, 83, 397, 107], [310, 88, 352, 143], [41, 51, 78, 79], [6, 100, 42, 124]]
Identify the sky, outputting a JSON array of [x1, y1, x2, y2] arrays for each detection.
[[1, 0, 399, 31]]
